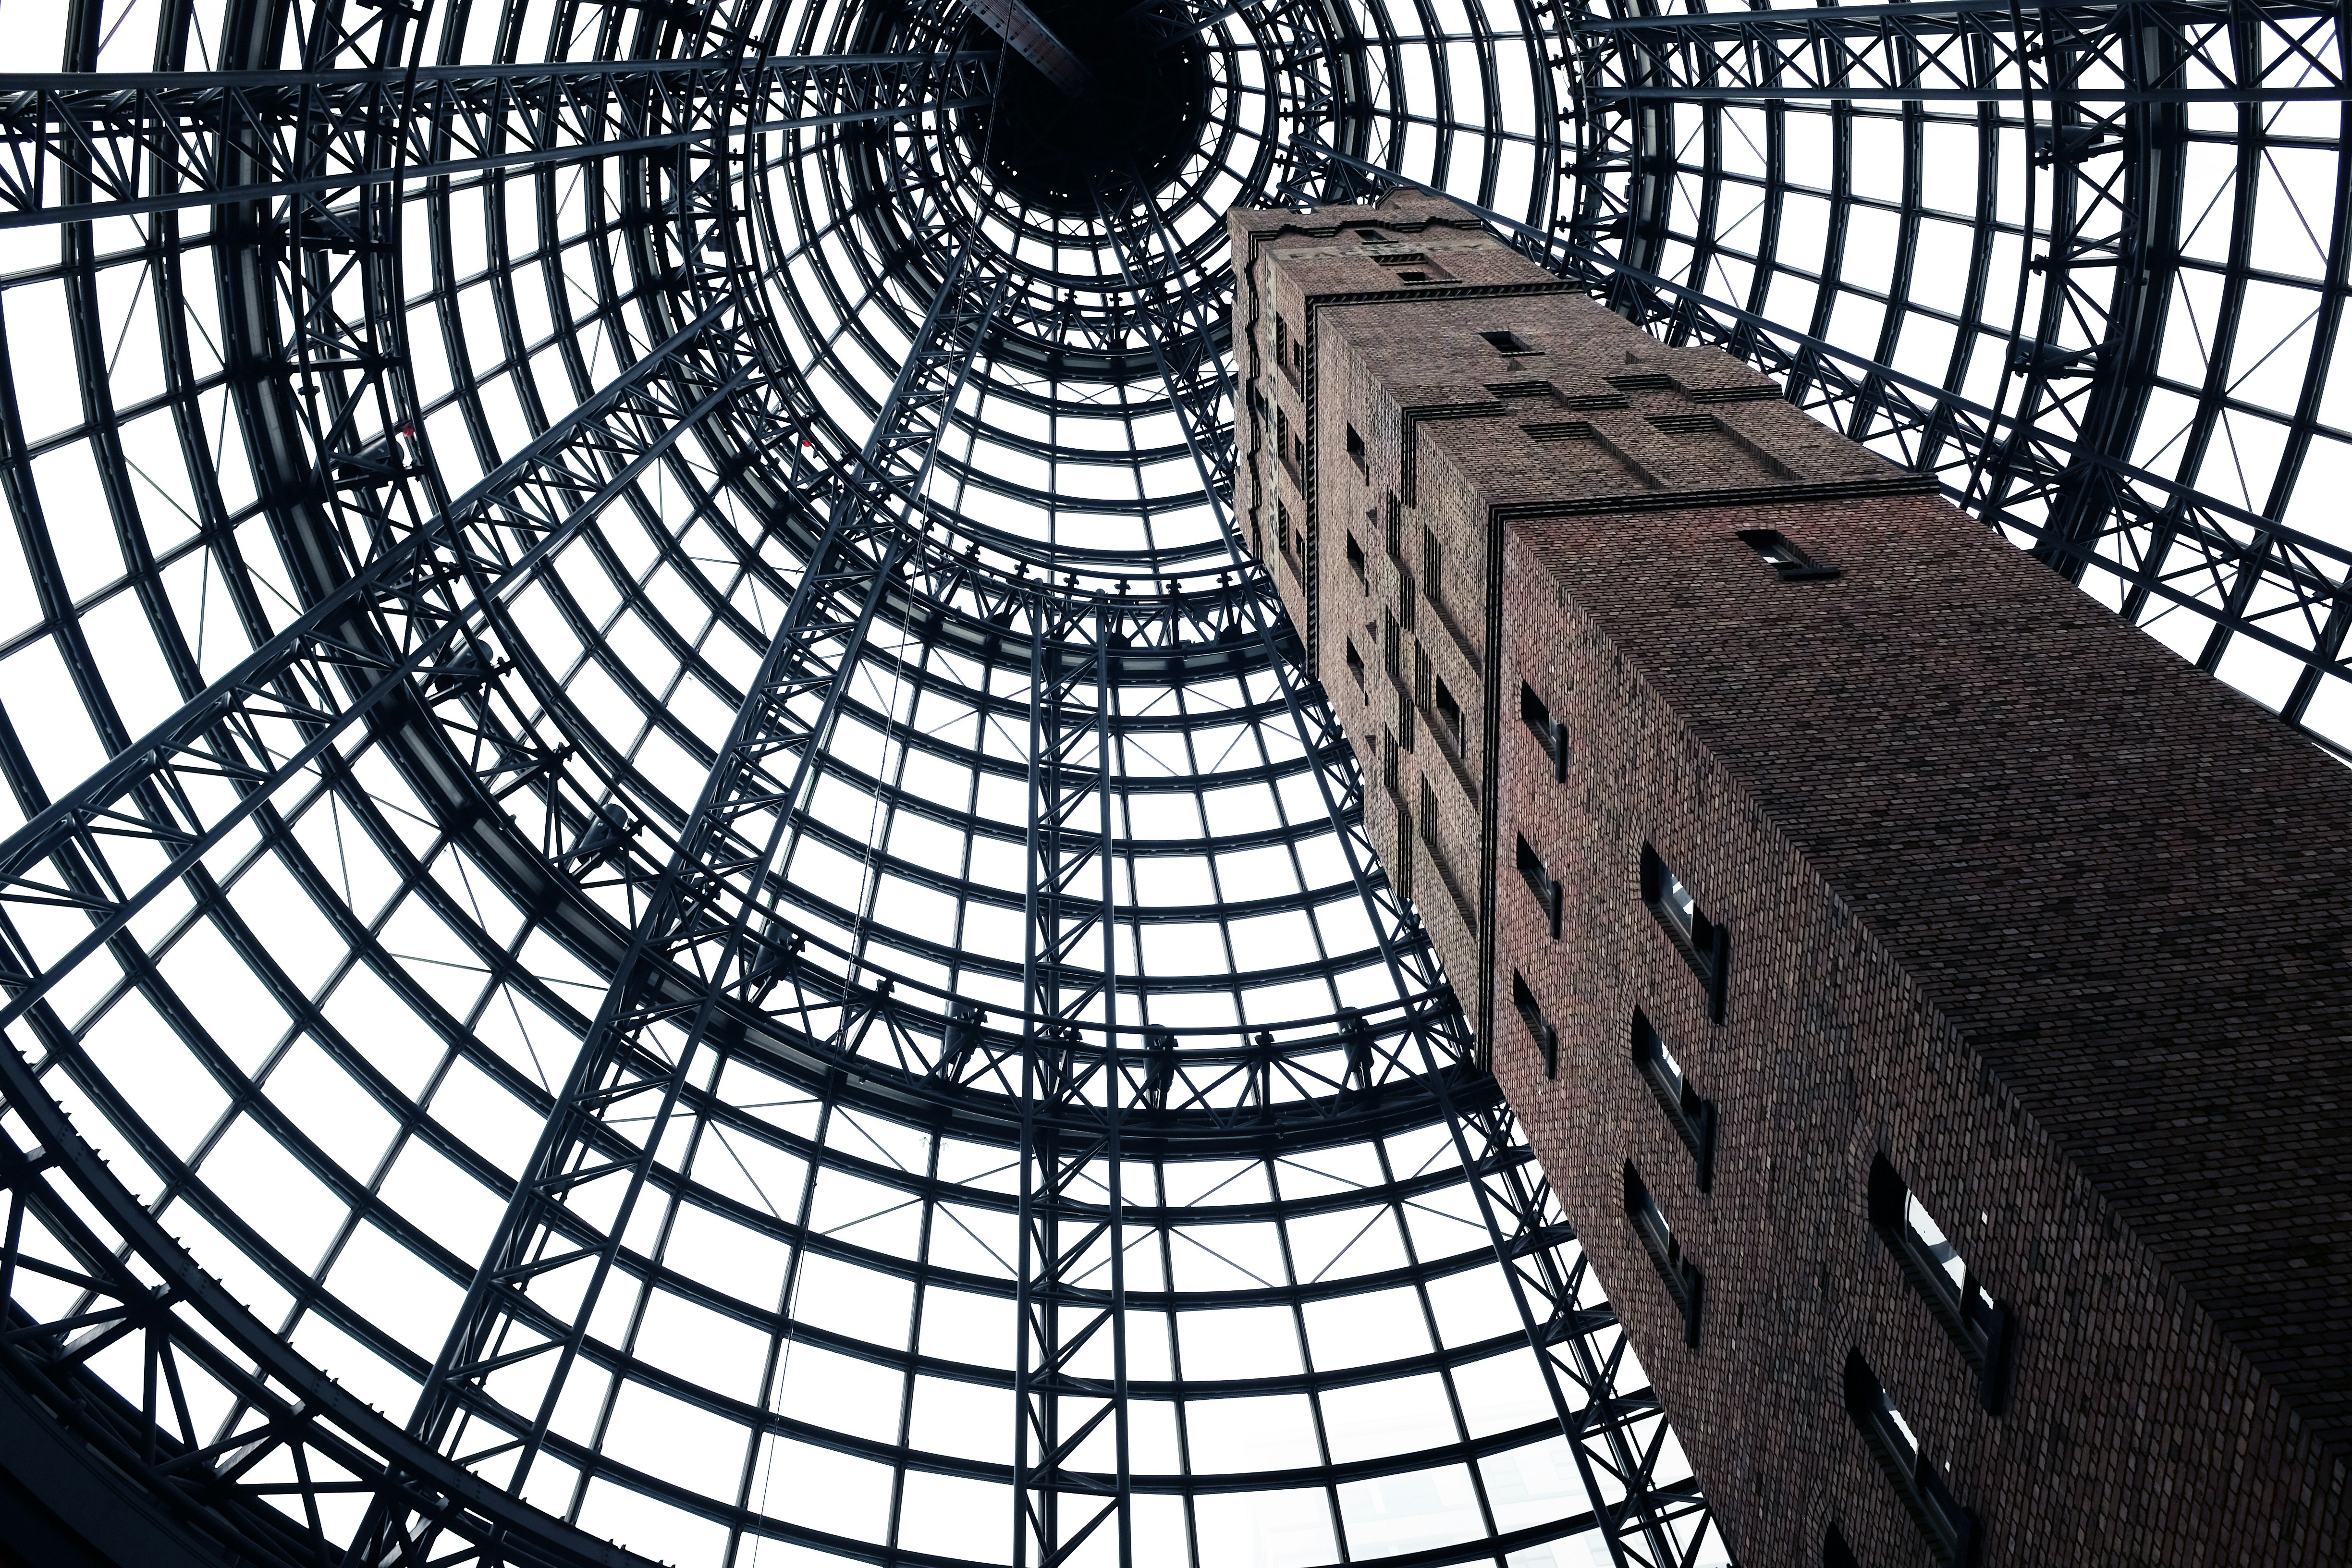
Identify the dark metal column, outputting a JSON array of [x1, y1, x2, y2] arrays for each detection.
[[1012, 598, 1132, 1568]]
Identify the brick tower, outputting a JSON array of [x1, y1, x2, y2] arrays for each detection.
[[1230, 192, 2352, 1568]]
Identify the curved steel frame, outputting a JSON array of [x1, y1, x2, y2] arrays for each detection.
[[0, 0, 2337, 1565]]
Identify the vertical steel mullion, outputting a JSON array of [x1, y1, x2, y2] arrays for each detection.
[[1015, 616, 1054, 1568], [1016, 601, 1133, 1568], [1097, 610, 1134, 1568], [885, 1130, 943, 1553]]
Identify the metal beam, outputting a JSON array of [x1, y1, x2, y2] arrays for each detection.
[[1011, 602, 1131, 1568], [960, 0, 1096, 95], [1570, 0, 2344, 105], [1575, 0, 2336, 34], [0, 57, 987, 230]]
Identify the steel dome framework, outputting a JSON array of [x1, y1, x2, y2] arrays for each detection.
[[0, 1, 2340, 1568]]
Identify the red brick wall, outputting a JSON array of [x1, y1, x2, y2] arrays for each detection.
[[1497, 496, 2352, 1565], [1232, 194, 2352, 1568]]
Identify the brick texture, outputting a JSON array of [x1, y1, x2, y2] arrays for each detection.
[[1231, 193, 2352, 1568]]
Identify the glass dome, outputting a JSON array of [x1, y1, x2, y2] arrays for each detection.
[[0, 0, 2337, 1566]]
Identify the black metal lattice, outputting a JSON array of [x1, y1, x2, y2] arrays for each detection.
[[0, 0, 2337, 1566]]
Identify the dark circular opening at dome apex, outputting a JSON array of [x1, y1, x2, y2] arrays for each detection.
[[958, 0, 1211, 215]]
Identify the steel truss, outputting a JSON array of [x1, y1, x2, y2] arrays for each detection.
[[1573, 0, 2343, 104], [0, 55, 990, 230], [1011, 604, 1131, 1568]]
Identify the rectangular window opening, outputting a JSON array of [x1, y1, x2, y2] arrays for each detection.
[[1346, 531, 1369, 591], [1844, 1348, 1980, 1568], [1482, 330, 1540, 356], [1517, 834, 1563, 939], [1520, 680, 1567, 781], [1344, 637, 1366, 693], [1633, 1009, 1716, 1190], [1625, 1162, 1703, 1346], [1417, 776, 1472, 931], [1641, 843, 1729, 1022], [1512, 971, 1558, 1079], [1395, 790, 1415, 902], [1432, 674, 1463, 751], [1869, 1157, 2014, 1412], [1739, 527, 1843, 582], [1346, 423, 1367, 469]]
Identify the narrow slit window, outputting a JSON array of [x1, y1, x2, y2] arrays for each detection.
[[1482, 330, 1540, 355], [1346, 423, 1367, 469], [1641, 843, 1729, 1023], [1520, 680, 1567, 781], [1738, 527, 1842, 582], [1345, 637, 1366, 693], [1632, 1010, 1716, 1190], [1625, 1162, 1703, 1346], [1869, 1156, 2014, 1412], [1346, 532, 1369, 591], [1432, 674, 1463, 751], [1844, 1349, 1980, 1568], [1517, 834, 1563, 939], [1512, 970, 1557, 1078]]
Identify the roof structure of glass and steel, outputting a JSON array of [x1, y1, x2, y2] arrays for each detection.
[[0, 2, 2340, 1568]]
